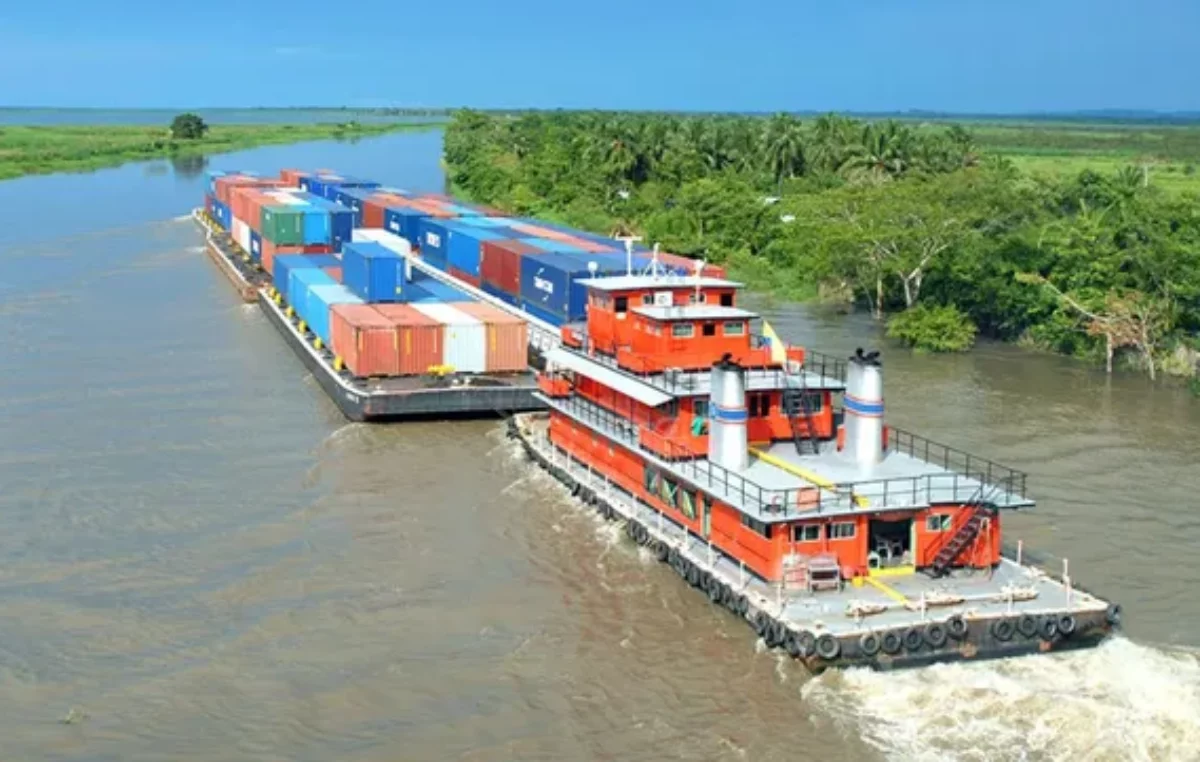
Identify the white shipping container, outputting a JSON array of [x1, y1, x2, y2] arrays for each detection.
[[412, 303, 486, 374], [232, 217, 252, 253], [351, 229, 413, 257]]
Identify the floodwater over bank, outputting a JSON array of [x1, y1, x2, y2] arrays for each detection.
[[1, 131, 1197, 761]]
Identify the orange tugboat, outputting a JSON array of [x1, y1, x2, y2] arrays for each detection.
[[509, 269, 1121, 669]]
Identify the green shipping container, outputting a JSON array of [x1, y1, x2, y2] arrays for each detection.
[[261, 205, 305, 245]]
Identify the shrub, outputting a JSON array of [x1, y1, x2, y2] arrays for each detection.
[[887, 304, 978, 353], [170, 113, 208, 140]]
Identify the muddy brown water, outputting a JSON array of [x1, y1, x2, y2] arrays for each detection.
[[1, 132, 1198, 761]]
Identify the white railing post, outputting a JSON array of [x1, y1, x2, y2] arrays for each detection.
[[1064, 558, 1072, 608], [1017, 539, 1023, 566]]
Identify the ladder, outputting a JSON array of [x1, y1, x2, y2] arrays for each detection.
[[785, 363, 820, 456], [927, 487, 997, 577]]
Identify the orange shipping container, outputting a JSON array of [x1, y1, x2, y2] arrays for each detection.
[[361, 193, 411, 229], [262, 242, 334, 276], [453, 302, 528, 373], [280, 169, 305, 187], [373, 304, 444, 375], [330, 304, 400, 377], [323, 266, 342, 283]]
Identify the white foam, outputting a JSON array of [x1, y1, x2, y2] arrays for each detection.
[[800, 637, 1200, 762]]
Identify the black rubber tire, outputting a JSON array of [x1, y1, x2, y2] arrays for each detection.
[[1018, 614, 1039, 639], [1058, 614, 1077, 637], [667, 547, 679, 566], [1039, 616, 1059, 641], [655, 542, 669, 563], [687, 564, 701, 587], [735, 595, 750, 616], [946, 615, 969, 640], [698, 571, 712, 591], [924, 622, 949, 649], [784, 631, 801, 658], [768, 621, 787, 649], [1106, 603, 1122, 627], [903, 627, 924, 652], [796, 631, 816, 658], [991, 618, 1015, 642], [754, 612, 769, 637], [815, 634, 841, 661], [881, 630, 903, 655], [707, 582, 722, 604], [859, 632, 882, 657]]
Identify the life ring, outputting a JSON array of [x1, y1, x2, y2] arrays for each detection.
[[1057, 614, 1078, 637], [859, 632, 882, 657], [1039, 616, 1059, 641], [1106, 603, 1122, 626], [796, 630, 816, 658], [1018, 614, 1039, 639], [816, 634, 841, 661], [991, 618, 1015, 642], [881, 630, 903, 655], [924, 622, 949, 649], [785, 631, 802, 658], [903, 627, 924, 652], [946, 615, 969, 640]]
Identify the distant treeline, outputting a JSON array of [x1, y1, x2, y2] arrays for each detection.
[[444, 109, 1200, 384]]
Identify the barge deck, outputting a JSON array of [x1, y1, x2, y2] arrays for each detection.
[[192, 209, 543, 421]]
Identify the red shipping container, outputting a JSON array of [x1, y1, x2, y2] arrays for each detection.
[[480, 240, 540, 297], [447, 266, 481, 289], [373, 304, 444, 375], [280, 169, 305, 187], [323, 267, 342, 283], [330, 304, 399, 377], [453, 302, 528, 373], [361, 193, 412, 229]]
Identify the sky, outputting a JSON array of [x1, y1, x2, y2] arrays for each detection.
[[1, 0, 1197, 113]]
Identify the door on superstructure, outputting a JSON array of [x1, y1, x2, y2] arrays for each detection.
[[867, 516, 913, 570], [700, 493, 711, 539]]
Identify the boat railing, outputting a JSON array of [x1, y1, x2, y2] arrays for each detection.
[[885, 426, 1028, 500]]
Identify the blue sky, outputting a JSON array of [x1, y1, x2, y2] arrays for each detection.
[[1, 0, 1196, 112]]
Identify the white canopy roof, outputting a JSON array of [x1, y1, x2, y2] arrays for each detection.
[[545, 348, 674, 407]]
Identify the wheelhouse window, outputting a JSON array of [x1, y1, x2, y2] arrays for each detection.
[[723, 321, 745, 336], [702, 323, 716, 337], [719, 293, 734, 307], [748, 393, 771, 418], [615, 296, 628, 314], [828, 521, 856, 540], [672, 323, 695, 338], [782, 390, 824, 415], [641, 294, 654, 305], [677, 488, 697, 520], [793, 524, 821, 542], [741, 514, 772, 538], [926, 514, 952, 532], [688, 292, 707, 304], [643, 464, 659, 493]]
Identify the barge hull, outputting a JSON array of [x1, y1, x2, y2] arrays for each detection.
[[508, 413, 1115, 672]]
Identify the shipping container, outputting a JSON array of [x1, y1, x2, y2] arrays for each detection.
[[363, 193, 412, 229], [519, 299, 566, 327], [261, 205, 305, 245], [411, 303, 486, 374], [302, 208, 332, 245], [481, 281, 519, 307], [232, 217, 252, 253], [417, 218, 450, 269], [341, 241, 407, 303], [280, 169, 306, 187], [250, 230, 262, 261], [405, 276, 472, 304], [212, 199, 231, 230], [480, 239, 541, 299], [453, 302, 528, 373], [262, 243, 333, 277], [305, 284, 365, 346], [447, 266, 481, 288], [443, 222, 508, 278], [519, 237, 586, 255], [207, 170, 225, 196], [330, 304, 400, 377], [323, 266, 342, 282], [383, 206, 429, 242], [511, 221, 576, 243], [290, 267, 338, 330], [373, 304, 444, 375], [274, 254, 340, 305], [350, 229, 413, 257], [519, 252, 623, 322]]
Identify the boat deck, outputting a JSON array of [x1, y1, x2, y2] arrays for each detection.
[[518, 415, 1108, 642]]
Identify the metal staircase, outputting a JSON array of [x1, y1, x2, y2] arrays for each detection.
[[784, 363, 820, 456], [927, 487, 997, 577]]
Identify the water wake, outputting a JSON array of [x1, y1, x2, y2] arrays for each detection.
[[801, 637, 1200, 762]]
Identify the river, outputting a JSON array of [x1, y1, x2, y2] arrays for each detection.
[[1, 130, 1198, 762]]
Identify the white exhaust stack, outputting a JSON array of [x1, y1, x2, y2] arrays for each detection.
[[708, 353, 749, 471], [843, 348, 885, 467]]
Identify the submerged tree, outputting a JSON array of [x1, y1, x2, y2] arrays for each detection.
[[170, 113, 208, 140]]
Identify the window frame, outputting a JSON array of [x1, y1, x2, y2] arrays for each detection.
[[614, 296, 628, 314], [741, 514, 772, 539], [828, 521, 856, 540], [926, 514, 952, 533], [723, 321, 746, 336], [671, 323, 695, 339], [793, 524, 821, 543]]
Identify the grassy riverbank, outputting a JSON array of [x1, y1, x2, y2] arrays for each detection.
[[445, 110, 1200, 383], [0, 121, 439, 181]]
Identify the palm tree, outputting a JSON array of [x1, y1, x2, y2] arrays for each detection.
[[810, 113, 857, 173], [764, 113, 806, 190], [839, 121, 913, 180]]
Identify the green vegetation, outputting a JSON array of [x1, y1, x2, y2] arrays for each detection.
[[887, 304, 978, 353], [445, 110, 1200, 381], [169, 112, 208, 140], [0, 120, 439, 181]]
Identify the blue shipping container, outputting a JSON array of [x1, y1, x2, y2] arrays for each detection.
[[519, 237, 586, 255], [417, 218, 450, 269], [405, 277, 472, 304], [519, 252, 623, 322], [342, 242, 406, 303], [290, 268, 337, 328], [519, 299, 568, 327], [249, 230, 262, 261], [482, 281, 519, 307], [383, 207, 428, 243], [273, 254, 340, 305], [212, 199, 230, 230], [304, 284, 365, 346], [302, 209, 332, 245]]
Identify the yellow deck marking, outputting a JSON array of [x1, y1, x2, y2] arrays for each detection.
[[864, 576, 910, 604], [748, 447, 868, 507], [868, 565, 916, 578]]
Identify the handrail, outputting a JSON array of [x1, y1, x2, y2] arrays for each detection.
[[923, 483, 993, 564], [886, 426, 1028, 500]]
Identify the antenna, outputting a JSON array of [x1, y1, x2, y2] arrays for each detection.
[[694, 258, 704, 303], [651, 242, 661, 278], [616, 234, 643, 277]]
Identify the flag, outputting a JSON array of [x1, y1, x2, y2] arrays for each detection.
[[761, 319, 787, 365]]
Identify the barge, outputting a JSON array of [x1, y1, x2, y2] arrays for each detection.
[[194, 208, 542, 421], [510, 273, 1121, 670]]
